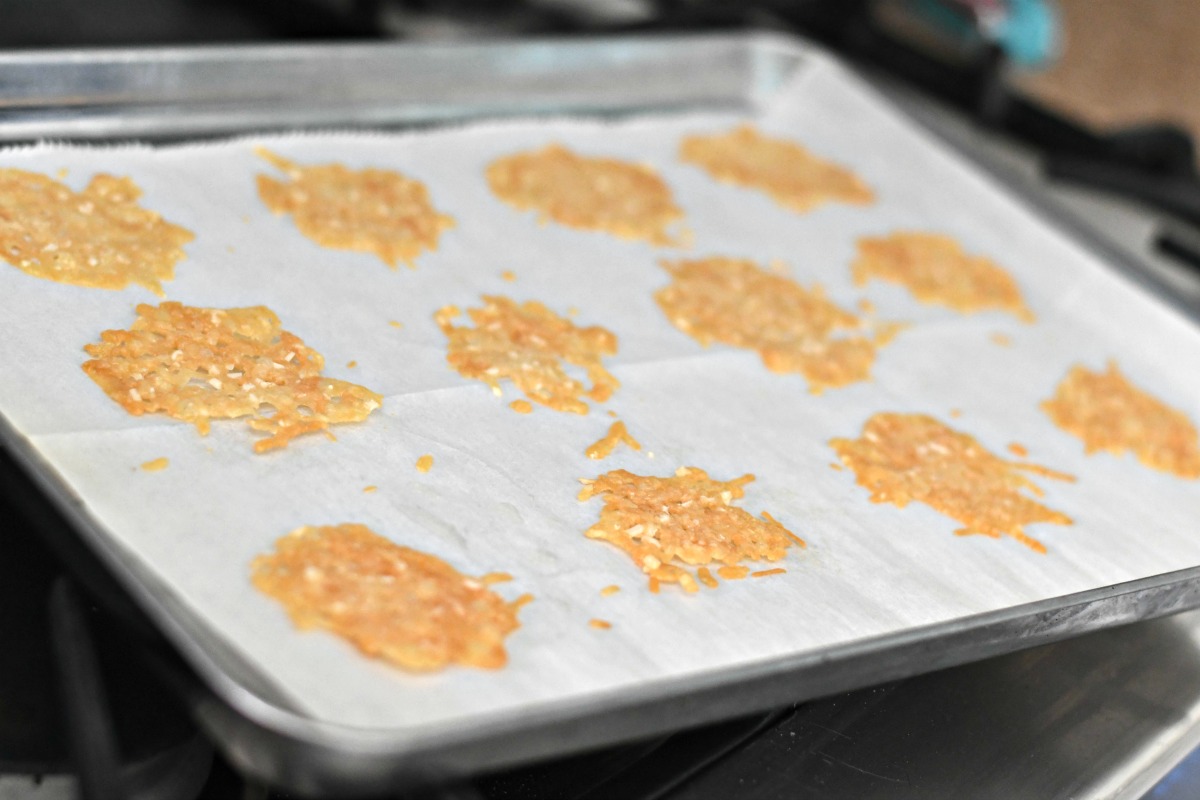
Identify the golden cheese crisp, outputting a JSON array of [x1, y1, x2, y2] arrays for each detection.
[[852, 233, 1035, 322], [0, 169, 193, 294], [251, 524, 528, 671], [486, 144, 687, 246], [579, 466, 803, 593], [437, 295, 619, 414], [586, 420, 641, 460], [82, 302, 382, 453], [656, 256, 900, 393], [679, 125, 874, 213], [1042, 361, 1200, 479], [831, 413, 1074, 553], [255, 148, 454, 268]]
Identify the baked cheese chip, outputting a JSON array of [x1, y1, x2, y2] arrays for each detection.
[[853, 232, 1034, 321], [579, 466, 803, 593], [680, 125, 873, 213], [83, 302, 382, 453], [487, 144, 687, 246], [831, 413, 1074, 553], [252, 524, 528, 671], [0, 169, 193, 294], [656, 256, 901, 393], [1042, 361, 1200, 479], [437, 295, 619, 414], [256, 148, 454, 268]]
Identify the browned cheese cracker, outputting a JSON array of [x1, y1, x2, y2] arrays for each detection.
[[255, 148, 455, 268], [831, 413, 1074, 553], [436, 295, 619, 414], [853, 233, 1035, 322], [655, 257, 901, 393], [251, 524, 528, 671], [1042, 361, 1200, 479], [0, 169, 193, 294], [679, 125, 873, 213], [486, 144, 687, 246], [579, 466, 804, 593], [82, 302, 382, 453]]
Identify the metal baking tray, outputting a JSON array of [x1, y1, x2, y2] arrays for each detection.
[[0, 35, 789, 142], [5, 32, 1200, 797]]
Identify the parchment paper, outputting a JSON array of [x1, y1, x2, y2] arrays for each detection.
[[4, 57, 1200, 733]]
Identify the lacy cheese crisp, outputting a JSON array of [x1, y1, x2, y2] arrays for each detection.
[[486, 144, 687, 245], [0, 169, 193, 294], [437, 295, 619, 414], [579, 466, 803, 593], [82, 302, 382, 453], [831, 413, 1074, 553], [251, 524, 528, 671], [679, 125, 873, 213], [656, 256, 900, 393], [1042, 361, 1200, 479], [852, 232, 1035, 322], [256, 148, 455, 268]]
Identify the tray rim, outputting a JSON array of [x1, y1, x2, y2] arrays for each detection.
[[4, 29, 1200, 796], [0, 32, 802, 143]]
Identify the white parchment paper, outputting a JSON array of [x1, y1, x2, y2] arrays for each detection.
[[4, 57, 1200, 734]]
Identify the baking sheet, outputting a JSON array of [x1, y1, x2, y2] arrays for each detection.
[[3, 49, 1200, 743]]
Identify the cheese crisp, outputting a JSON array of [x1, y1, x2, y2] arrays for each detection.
[[656, 257, 899, 393], [251, 524, 527, 671], [82, 302, 382, 453], [852, 233, 1035, 322], [679, 125, 873, 213], [579, 466, 803, 593], [831, 413, 1074, 553], [436, 295, 619, 414], [486, 144, 686, 246], [0, 169, 193, 294], [1042, 361, 1200, 479], [255, 148, 454, 268]]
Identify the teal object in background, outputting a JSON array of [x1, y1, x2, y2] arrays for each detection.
[[914, 0, 1060, 67], [994, 0, 1060, 67]]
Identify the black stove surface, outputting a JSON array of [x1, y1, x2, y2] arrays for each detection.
[[3, 504, 207, 779]]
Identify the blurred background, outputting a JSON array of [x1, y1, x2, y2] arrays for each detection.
[[3, 2, 1200, 798]]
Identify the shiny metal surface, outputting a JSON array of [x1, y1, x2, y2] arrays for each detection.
[[0, 36, 799, 142], [4, 33, 1200, 797], [672, 609, 1200, 800]]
